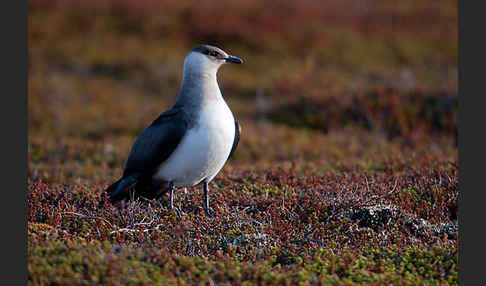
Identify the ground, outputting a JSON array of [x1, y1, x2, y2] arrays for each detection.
[[28, 1, 457, 284]]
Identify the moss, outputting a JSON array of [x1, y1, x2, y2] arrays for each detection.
[[28, 0, 457, 284]]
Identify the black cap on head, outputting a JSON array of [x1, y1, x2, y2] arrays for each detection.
[[191, 44, 243, 64], [192, 44, 219, 53]]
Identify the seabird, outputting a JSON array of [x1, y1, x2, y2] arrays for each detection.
[[105, 44, 243, 215]]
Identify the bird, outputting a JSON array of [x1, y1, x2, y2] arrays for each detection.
[[105, 44, 243, 216]]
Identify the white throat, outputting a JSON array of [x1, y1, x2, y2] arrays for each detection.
[[183, 52, 221, 81], [177, 52, 225, 104]]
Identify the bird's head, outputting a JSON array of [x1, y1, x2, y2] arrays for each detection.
[[183, 44, 243, 77]]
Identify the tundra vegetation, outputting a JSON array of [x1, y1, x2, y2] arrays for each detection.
[[29, 1, 457, 284]]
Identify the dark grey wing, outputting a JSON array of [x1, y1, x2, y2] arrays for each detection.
[[228, 119, 241, 159], [123, 107, 188, 177]]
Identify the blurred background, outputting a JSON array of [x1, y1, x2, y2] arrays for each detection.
[[28, 0, 458, 186]]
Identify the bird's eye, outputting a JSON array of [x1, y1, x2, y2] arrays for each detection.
[[209, 51, 219, 57]]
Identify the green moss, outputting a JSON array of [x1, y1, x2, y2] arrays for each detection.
[[28, 1, 457, 284]]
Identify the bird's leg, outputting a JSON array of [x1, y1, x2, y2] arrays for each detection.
[[168, 181, 175, 211], [203, 181, 212, 216], [168, 181, 181, 218]]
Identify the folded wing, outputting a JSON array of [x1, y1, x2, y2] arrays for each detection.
[[106, 107, 188, 202], [228, 119, 241, 159], [124, 107, 188, 177]]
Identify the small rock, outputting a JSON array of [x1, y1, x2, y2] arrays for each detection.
[[406, 218, 457, 240], [348, 204, 400, 230]]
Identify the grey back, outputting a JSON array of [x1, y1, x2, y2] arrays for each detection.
[[123, 107, 189, 178]]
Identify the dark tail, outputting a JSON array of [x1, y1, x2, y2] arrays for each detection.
[[105, 174, 139, 203]]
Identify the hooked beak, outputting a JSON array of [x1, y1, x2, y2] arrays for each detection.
[[225, 55, 243, 64]]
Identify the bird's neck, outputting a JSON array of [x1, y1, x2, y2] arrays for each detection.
[[176, 70, 223, 107]]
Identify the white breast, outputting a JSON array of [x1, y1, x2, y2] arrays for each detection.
[[153, 99, 235, 187]]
